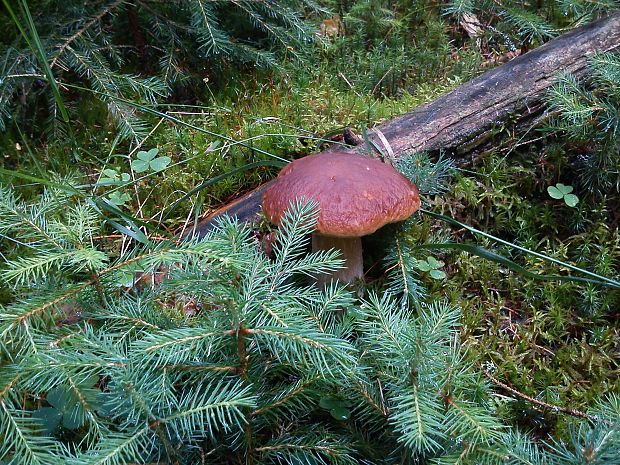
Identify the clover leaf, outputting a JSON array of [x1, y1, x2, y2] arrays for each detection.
[[33, 375, 100, 433], [416, 256, 446, 280], [547, 183, 579, 208], [329, 406, 352, 421], [107, 190, 131, 207], [150, 155, 172, 172], [131, 148, 171, 173], [97, 168, 130, 186], [319, 396, 352, 421], [32, 406, 63, 435]]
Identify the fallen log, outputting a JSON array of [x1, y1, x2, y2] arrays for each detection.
[[189, 12, 620, 237]]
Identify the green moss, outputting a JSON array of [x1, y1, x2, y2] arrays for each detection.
[[426, 145, 620, 438]]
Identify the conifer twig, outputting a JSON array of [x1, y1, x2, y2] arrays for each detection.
[[50, 0, 127, 69]]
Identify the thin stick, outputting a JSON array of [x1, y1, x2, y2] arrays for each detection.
[[481, 367, 608, 424]]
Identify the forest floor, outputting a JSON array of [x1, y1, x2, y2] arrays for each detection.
[[2, 7, 619, 445]]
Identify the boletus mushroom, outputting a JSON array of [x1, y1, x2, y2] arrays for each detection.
[[262, 152, 421, 285]]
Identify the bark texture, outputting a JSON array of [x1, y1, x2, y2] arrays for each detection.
[[188, 13, 620, 237]]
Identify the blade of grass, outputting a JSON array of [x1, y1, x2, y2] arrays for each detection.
[[421, 208, 620, 289], [417, 242, 619, 288], [189, 195, 204, 238], [0, 167, 81, 194], [106, 219, 151, 246], [4, 0, 71, 126], [361, 126, 385, 157], [86, 198, 160, 235]]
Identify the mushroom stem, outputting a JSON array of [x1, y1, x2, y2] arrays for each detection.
[[312, 234, 363, 286]]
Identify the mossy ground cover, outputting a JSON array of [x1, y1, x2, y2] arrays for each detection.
[[365, 129, 619, 434], [3, 53, 466, 231], [439, 147, 620, 437]]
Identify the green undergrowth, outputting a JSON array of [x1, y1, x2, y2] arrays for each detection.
[[3, 71, 465, 230], [408, 143, 620, 437], [2, 1, 620, 461], [2, 0, 485, 224], [2, 188, 620, 464]]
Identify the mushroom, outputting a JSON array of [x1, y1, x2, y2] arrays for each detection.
[[262, 152, 421, 285]]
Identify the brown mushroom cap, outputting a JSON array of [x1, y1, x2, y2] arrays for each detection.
[[262, 152, 421, 237]]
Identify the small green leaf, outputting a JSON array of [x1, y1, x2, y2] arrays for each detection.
[[137, 148, 158, 161], [547, 185, 563, 199], [564, 194, 579, 207], [62, 410, 85, 430], [319, 396, 341, 410], [329, 406, 351, 421], [556, 183, 573, 195], [416, 259, 432, 272], [429, 269, 446, 280], [99, 171, 130, 186], [98, 169, 121, 186], [427, 256, 444, 269], [150, 156, 171, 172], [102, 168, 119, 178], [548, 183, 579, 207], [32, 407, 62, 434], [131, 159, 150, 173], [47, 385, 72, 410], [108, 191, 131, 206]]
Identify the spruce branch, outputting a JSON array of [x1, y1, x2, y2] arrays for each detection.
[[251, 376, 319, 418], [162, 379, 256, 435], [0, 282, 92, 340], [69, 426, 156, 465], [0, 399, 64, 465], [50, 0, 127, 69], [1, 0, 321, 135], [249, 326, 356, 376], [390, 384, 445, 454], [0, 186, 66, 249], [190, 0, 232, 56], [256, 432, 357, 465], [443, 0, 476, 18], [501, 7, 556, 43], [4, 182, 612, 464], [384, 236, 426, 308], [3, 249, 108, 286], [396, 152, 456, 196], [548, 420, 620, 464], [444, 396, 503, 446], [134, 326, 231, 367]]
